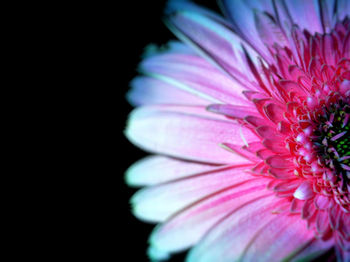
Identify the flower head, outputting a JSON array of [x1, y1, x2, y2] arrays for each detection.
[[125, 0, 350, 261]]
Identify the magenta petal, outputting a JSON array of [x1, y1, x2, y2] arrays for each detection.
[[262, 138, 288, 153], [265, 155, 292, 169], [269, 168, 294, 180], [255, 125, 281, 139], [263, 103, 285, 124]]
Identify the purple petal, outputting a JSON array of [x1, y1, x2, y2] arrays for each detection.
[[127, 76, 209, 106], [167, 10, 261, 91]]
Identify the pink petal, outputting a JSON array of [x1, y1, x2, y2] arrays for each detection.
[[130, 164, 253, 222], [150, 177, 271, 252], [186, 194, 282, 262], [240, 215, 315, 262], [314, 194, 331, 210], [302, 199, 316, 220], [207, 104, 258, 119], [290, 198, 305, 213], [268, 167, 294, 180], [255, 125, 282, 140], [262, 138, 288, 153], [293, 181, 315, 200], [263, 103, 286, 124], [141, 52, 251, 104], [265, 155, 293, 169], [127, 76, 209, 106], [125, 156, 219, 187], [245, 115, 273, 128], [126, 106, 258, 164], [316, 210, 330, 235]]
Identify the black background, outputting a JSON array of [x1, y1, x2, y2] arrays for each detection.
[[119, 1, 221, 261]]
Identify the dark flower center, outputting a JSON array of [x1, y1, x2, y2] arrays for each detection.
[[312, 99, 350, 189]]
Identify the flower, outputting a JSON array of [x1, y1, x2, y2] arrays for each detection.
[[125, 0, 350, 261]]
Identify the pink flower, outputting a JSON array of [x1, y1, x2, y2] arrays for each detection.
[[125, 0, 350, 261]]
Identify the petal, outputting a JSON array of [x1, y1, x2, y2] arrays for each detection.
[[286, 238, 334, 261], [186, 196, 299, 262], [141, 52, 251, 105], [255, 125, 282, 140], [293, 181, 315, 200], [150, 177, 270, 252], [263, 103, 286, 124], [265, 155, 293, 169], [240, 215, 315, 262], [125, 156, 219, 187], [336, 0, 350, 22], [283, 0, 323, 34], [127, 76, 209, 106], [206, 104, 258, 119], [147, 245, 170, 261], [219, 0, 275, 61], [166, 0, 232, 28], [166, 9, 261, 91], [131, 164, 254, 222], [126, 106, 258, 164], [253, 9, 288, 47]]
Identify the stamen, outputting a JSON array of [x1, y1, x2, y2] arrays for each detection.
[[340, 164, 350, 171], [331, 131, 347, 141], [343, 114, 349, 128], [339, 156, 350, 161]]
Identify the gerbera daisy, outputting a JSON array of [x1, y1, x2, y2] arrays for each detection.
[[125, 0, 350, 261]]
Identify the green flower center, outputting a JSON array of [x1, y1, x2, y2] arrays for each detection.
[[313, 101, 350, 187]]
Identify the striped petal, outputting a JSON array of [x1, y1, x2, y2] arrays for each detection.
[[126, 105, 258, 164], [186, 195, 287, 262], [125, 156, 220, 187], [166, 9, 261, 91], [220, 0, 275, 61], [149, 177, 270, 253], [127, 76, 209, 106], [140, 52, 251, 105], [131, 164, 254, 222]]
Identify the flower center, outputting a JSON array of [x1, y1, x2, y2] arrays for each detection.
[[312, 98, 350, 189]]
